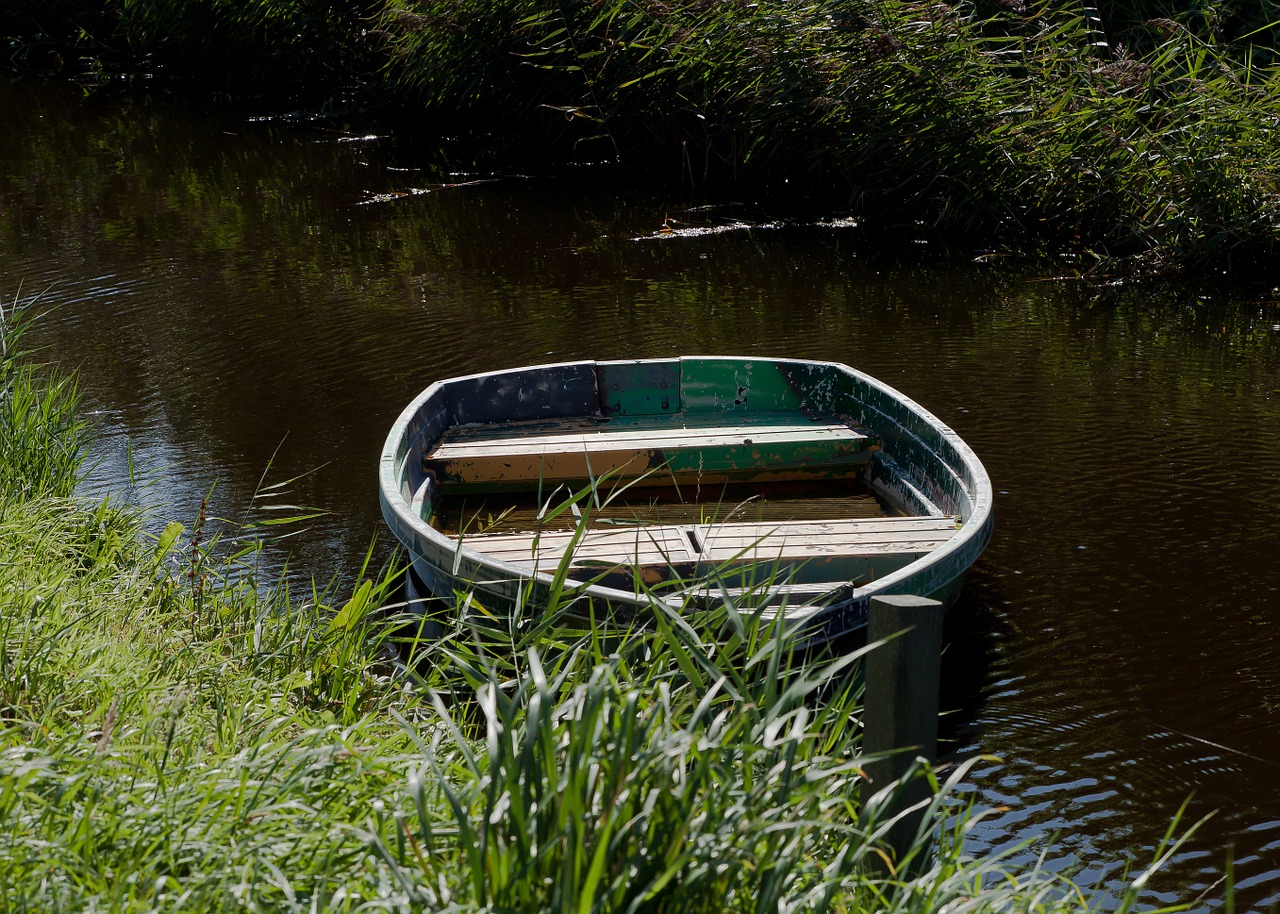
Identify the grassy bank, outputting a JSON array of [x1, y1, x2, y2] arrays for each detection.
[[4, 0, 1280, 280], [0, 299, 1191, 911]]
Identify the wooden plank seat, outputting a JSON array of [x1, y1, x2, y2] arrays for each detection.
[[422, 411, 880, 494], [458, 515, 959, 589]]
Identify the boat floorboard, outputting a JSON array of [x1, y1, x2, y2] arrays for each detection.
[[423, 411, 879, 492], [459, 515, 959, 586]]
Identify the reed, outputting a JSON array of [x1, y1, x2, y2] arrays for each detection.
[[0, 291, 86, 500]]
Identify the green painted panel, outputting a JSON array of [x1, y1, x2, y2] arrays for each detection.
[[679, 357, 807, 413], [777, 361, 859, 416], [596, 359, 681, 416]]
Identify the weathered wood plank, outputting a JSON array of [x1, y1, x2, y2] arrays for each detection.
[[423, 411, 880, 492], [864, 594, 944, 875], [696, 517, 957, 539], [436, 423, 864, 453], [697, 521, 953, 557], [469, 525, 696, 566], [438, 411, 842, 442], [460, 515, 958, 586]]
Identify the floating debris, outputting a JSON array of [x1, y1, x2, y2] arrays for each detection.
[[633, 214, 858, 241], [358, 188, 432, 205], [640, 220, 783, 240]]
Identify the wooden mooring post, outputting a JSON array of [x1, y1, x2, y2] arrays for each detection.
[[864, 593, 944, 876]]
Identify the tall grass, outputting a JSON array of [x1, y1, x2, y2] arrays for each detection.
[[0, 298, 1198, 910], [0, 293, 86, 500]]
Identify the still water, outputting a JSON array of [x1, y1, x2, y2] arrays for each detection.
[[3, 79, 1280, 908]]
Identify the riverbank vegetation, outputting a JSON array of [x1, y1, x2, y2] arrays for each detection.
[[0, 300, 1195, 909], [4, 0, 1280, 280]]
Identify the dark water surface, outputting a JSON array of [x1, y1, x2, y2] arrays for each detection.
[[3, 80, 1280, 908]]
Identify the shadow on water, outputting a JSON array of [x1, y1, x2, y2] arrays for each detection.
[[939, 584, 1005, 756], [3, 77, 1280, 910]]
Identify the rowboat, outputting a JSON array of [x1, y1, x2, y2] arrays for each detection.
[[379, 356, 992, 643]]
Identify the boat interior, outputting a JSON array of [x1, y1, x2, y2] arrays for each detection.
[[421, 406, 959, 601]]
